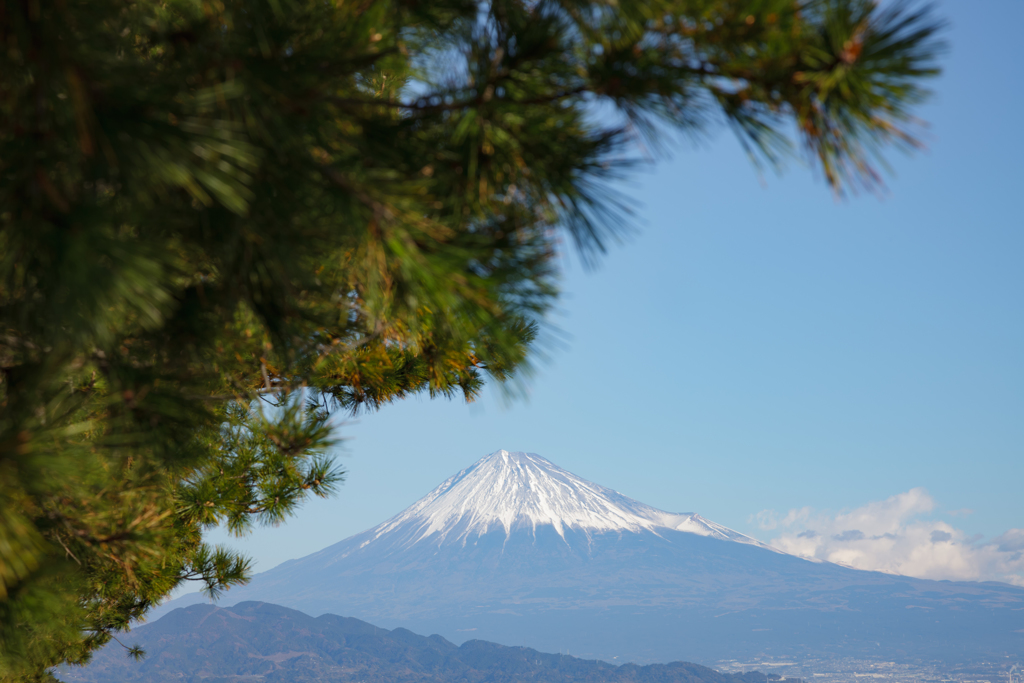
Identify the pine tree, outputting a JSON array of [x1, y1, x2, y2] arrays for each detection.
[[0, 0, 941, 679]]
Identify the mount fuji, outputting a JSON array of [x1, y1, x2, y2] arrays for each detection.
[[340, 448, 772, 550], [155, 450, 1024, 666]]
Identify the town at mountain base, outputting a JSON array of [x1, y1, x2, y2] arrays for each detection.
[[149, 451, 1024, 666], [57, 602, 800, 683]]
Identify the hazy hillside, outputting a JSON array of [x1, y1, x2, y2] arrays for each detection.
[[57, 602, 798, 683]]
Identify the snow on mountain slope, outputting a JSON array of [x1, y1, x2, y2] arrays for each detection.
[[361, 450, 771, 550]]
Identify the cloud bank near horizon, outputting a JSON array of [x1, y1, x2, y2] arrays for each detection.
[[752, 488, 1024, 586]]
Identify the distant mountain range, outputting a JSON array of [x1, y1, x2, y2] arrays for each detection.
[[58, 602, 798, 683], [150, 451, 1024, 666]]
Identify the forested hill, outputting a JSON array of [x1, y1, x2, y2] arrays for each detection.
[[57, 602, 796, 683]]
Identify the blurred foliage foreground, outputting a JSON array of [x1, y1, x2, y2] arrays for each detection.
[[0, 0, 940, 679]]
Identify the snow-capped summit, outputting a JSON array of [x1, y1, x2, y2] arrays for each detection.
[[363, 449, 768, 549]]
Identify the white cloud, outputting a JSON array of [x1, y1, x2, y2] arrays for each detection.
[[755, 488, 1024, 587]]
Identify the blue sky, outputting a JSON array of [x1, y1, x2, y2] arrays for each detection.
[[202, 0, 1023, 586]]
